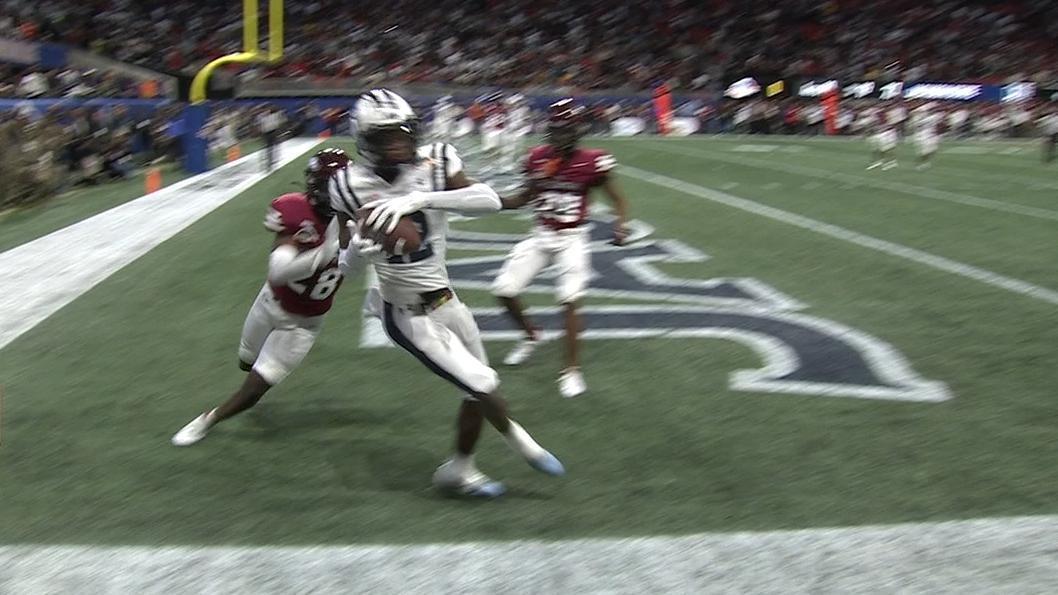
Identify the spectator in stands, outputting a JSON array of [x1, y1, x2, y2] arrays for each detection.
[[4, 0, 1058, 93]]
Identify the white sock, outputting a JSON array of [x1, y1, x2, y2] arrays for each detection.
[[451, 453, 474, 475], [503, 420, 544, 460], [204, 408, 219, 426]]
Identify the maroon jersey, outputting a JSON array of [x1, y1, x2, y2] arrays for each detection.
[[262, 193, 343, 317], [524, 145, 616, 230]]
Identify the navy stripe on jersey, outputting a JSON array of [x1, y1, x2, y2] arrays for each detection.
[[328, 176, 356, 216], [340, 169, 362, 209], [329, 168, 361, 217], [383, 302, 480, 395], [431, 143, 444, 191], [441, 143, 450, 190]]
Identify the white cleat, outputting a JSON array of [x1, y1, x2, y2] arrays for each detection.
[[503, 339, 539, 366], [558, 368, 587, 399], [866, 161, 881, 170], [883, 160, 898, 170], [171, 411, 213, 446], [432, 460, 506, 498]]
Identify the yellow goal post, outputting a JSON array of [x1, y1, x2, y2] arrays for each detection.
[[189, 0, 283, 104]]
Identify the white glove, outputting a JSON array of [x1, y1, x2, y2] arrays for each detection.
[[346, 219, 383, 256], [363, 191, 427, 234], [339, 235, 383, 277], [351, 230, 383, 256]]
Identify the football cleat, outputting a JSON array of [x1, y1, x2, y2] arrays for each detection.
[[558, 367, 587, 398], [527, 450, 566, 476], [503, 338, 540, 366], [171, 411, 213, 446], [432, 460, 506, 498]]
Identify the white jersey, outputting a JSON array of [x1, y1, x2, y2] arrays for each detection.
[[329, 142, 463, 303], [507, 105, 531, 134], [1040, 114, 1058, 135], [433, 103, 460, 132], [913, 112, 942, 137]]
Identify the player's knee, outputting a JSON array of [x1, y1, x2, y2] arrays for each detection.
[[252, 360, 289, 387], [467, 367, 500, 396], [557, 284, 586, 305], [491, 275, 519, 298]]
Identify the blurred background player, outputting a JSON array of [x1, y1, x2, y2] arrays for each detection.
[[479, 92, 506, 168], [429, 95, 461, 143], [868, 113, 899, 170], [500, 93, 531, 172], [329, 89, 565, 498], [1040, 107, 1058, 164], [910, 103, 943, 170], [171, 148, 360, 446], [492, 99, 629, 399]]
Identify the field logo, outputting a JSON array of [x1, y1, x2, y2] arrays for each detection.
[[437, 214, 950, 403]]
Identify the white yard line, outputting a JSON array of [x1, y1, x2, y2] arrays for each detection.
[[645, 141, 1058, 222], [0, 139, 322, 351], [1, 515, 1056, 593], [620, 165, 1058, 306]]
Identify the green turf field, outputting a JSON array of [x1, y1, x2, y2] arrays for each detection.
[[1, 136, 1056, 546]]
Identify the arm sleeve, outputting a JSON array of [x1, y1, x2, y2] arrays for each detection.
[[338, 247, 372, 277], [420, 182, 501, 213], [267, 244, 332, 285]]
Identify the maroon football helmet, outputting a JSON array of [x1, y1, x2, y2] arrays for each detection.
[[304, 147, 350, 218], [547, 98, 585, 154]]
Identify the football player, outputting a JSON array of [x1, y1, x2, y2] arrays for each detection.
[[171, 148, 374, 446], [910, 103, 943, 170], [491, 99, 630, 398], [1040, 106, 1058, 164], [867, 110, 899, 170], [329, 89, 565, 498], [479, 92, 506, 163], [429, 95, 461, 143], [500, 93, 531, 172]]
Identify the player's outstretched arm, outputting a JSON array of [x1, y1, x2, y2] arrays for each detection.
[[500, 186, 535, 210], [600, 175, 630, 245], [364, 171, 502, 234], [267, 219, 340, 284]]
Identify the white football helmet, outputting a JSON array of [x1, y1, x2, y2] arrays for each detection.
[[354, 88, 419, 168]]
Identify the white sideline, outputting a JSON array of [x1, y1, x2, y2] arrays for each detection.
[[0, 139, 322, 351], [1, 515, 1056, 593], [619, 165, 1058, 306]]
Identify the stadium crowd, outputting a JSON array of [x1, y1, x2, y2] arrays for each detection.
[[2, 0, 1056, 91], [0, 101, 324, 210], [0, 64, 140, 98]]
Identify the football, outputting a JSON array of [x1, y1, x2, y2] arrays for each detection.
[[355, 207, 422, 256]]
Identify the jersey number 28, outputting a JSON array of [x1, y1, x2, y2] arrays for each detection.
[[288, 266, 341, 300]]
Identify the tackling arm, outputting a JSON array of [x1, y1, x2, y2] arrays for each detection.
[[600, 174, 630, 245], [500, 185, 536, 210], [267, 219, 340, 284]]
